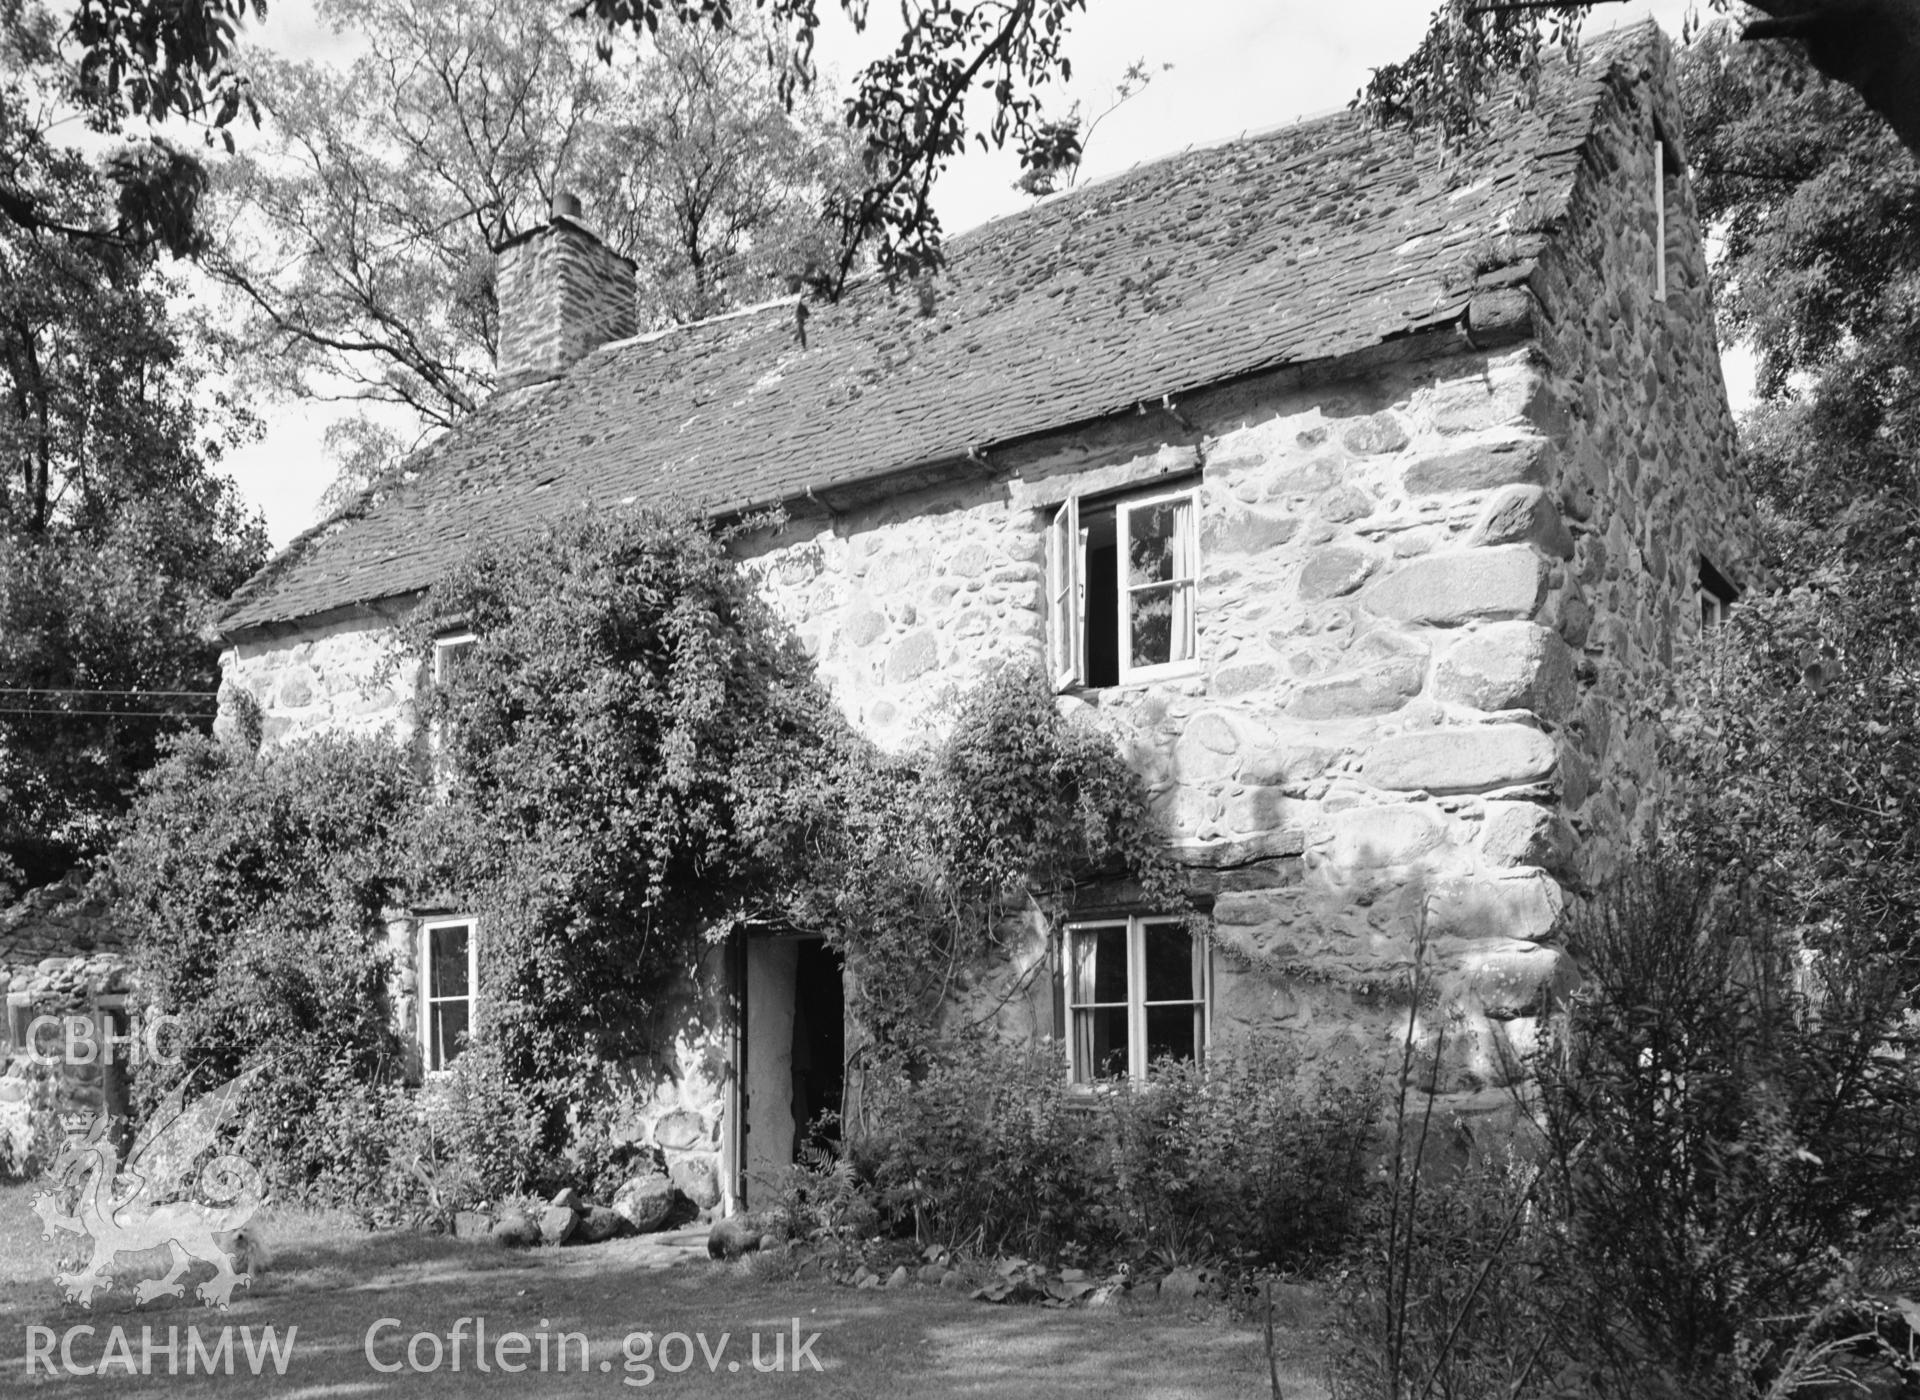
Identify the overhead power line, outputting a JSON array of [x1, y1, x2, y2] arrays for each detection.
[[0, 687, 219, 699]]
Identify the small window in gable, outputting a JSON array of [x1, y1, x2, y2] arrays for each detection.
[[1065, 915, 1209, 1084], [1699, 558, 1740, 630], [419, 917, 478, 1072], [1653, 120, 1685, 303], [433, 631, 476, 688], [1048, 485, 1200, 689]]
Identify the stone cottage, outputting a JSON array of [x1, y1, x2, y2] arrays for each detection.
[[213, 23, 1752, 1211]]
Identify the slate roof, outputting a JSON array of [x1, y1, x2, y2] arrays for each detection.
[[221, 24, 1655, 635]]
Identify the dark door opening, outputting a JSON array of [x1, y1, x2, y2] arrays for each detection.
[[790, 939, 845, 1155]]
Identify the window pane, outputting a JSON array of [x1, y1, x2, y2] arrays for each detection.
[[436, 639, 475, 686], [1126, 498, 1191, 588], [1144, 1003, 1201, 1067], [1128, 583, 1197, 669], [1143, 923, 1198, 1002], [432, 999, 470, 1069], [1071, 926, 1129, 1005], [1072, 1006, 1130, 1082], [431, 924, 470, 998]]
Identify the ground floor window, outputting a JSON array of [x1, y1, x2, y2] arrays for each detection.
[[419, 917, 477, 1072], [1065, 915, 1208, 1083]]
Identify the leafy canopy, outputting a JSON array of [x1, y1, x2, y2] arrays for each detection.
[[0, 19, 266, 890], [211, 0, 858, 459]]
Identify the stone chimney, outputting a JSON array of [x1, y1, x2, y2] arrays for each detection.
[[493, 193, 638, 389]]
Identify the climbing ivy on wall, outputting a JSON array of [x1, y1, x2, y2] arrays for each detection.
[[402, 505, 1180, 1090]]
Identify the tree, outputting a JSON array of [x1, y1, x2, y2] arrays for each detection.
[[1651, 27, 1920, 964], [0, 36, 266, 892], [207, 0, 858, 478], [1362, 3, 1920, 160], [22, 0, 1920, 278]]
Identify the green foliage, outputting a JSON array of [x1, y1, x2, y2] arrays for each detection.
[[1331, 851, 1920, 1400], [862, 1034, 1379, 1272], [120, 505, 1178, 1222], [1103, 1044, 1380, 1270], [241, 1045, 551, 1225], [803, 657, 1182, 1043], [408, 506, 1176, 1081], [113, 732, 418, 1115], [214, 0, 858, 441], [1533, 859, 1920, 1396], [405, 506, 847, 1090], [1665, 589, 1920, 961], [0, 36, 266, 883]]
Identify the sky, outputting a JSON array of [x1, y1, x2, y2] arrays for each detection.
[[223, 0, 1722, 546]]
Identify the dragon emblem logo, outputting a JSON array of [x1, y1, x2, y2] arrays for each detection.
[[31, 1112, 265, 1310]]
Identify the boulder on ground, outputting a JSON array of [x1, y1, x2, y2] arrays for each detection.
[[707, 1215, 764, 1260], [574, 1205, 629, 1245], [613, 1171, 675, 1233], [540, 1204, 580, 1246], [490, 1212, 540, 1249], [452, 1210, 491, 1241]]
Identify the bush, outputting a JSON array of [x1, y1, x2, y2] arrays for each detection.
[[864, 1037, 1103, 1260], [1104, 1043, 1380, 1269], [1331, 850, 1920, 1400], [862, 1034, 1381, 1271], [114, 730, 418, 1117]]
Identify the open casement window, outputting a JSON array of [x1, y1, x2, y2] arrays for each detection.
[[1048, 497, 1082, 690], [1065, 916, 1209, 1084], [1047, 485, 1200, 689], [419, 917, 478, 1073]]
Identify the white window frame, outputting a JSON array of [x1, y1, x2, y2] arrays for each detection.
[[1063, 915, 1210, 1085], [427, 631, 476, 779], [418, 917, 478, 1074], [1046, 485, 1202, 690], [1048, 496, 1082, 691], [432, 631, 476, 688]]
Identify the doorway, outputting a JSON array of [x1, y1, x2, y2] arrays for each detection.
[[739, 935, 845, 1207]]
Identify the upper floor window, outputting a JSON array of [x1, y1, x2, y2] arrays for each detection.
[[1065, 915, 1209, 1084], [1049, 485, 1200, 689], [419, 917, 478, 1073], [433, 631, 476, 688], [428, 631, 476, 780], [1698, 558, 1739, 630]]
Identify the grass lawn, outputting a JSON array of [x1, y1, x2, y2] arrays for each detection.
[[0, 1182, 1332, 1398]]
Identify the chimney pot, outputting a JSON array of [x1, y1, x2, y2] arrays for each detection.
[[552, 191, 582, 221]]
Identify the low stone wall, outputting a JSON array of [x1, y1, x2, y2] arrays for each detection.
[[0, 876, 133, 1172]]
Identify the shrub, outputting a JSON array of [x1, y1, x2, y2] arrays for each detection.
[[1103, 1043, 1381, 1270], [403, 506, 851, 1093], [862, 1033, 1381, 1271], [1331, 850, 1920, 1400], [864, 1036, 1104, 1260], [114, 730, 418, 1117], [1533, 857, 1920, 1396]]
